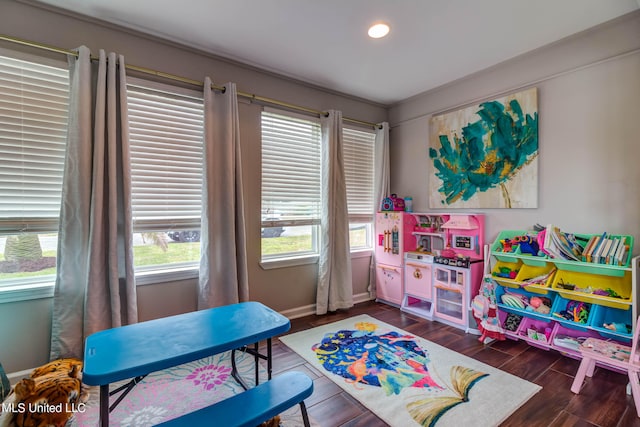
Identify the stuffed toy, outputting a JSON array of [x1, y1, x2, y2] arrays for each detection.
[[259, 415, 281, 427], [0, 358, 89, 427]]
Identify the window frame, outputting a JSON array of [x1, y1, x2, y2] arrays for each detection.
[[0, 48, 70, 303], [260, 108, 323, 266], [126, 77, 205, 280], [343, 125, 376, 253]]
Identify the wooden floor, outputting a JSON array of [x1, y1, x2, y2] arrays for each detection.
[[269, 300, 640, 427]]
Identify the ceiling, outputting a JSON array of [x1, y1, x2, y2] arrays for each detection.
[[35, 0, 640, 105]]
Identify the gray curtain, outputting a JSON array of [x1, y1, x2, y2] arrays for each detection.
[[316, 110, 353, 314], [368, 122, 390, 299], [50, 47, 137, 360], [198, 79, 249, 309]]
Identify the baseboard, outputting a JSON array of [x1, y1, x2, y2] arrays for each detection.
[[280, 292, 373, 319]]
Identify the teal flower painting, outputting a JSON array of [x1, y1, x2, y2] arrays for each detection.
[[428, 88, 538, 208]]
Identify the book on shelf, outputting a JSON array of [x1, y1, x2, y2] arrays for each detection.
[[593, 235, 610, 264], [606, 238, 620, 265], [584, 235, 600, 263], [547, 225, 585, 261], [598, 238, 613, 264], [615, 237, 628, 266], [588, 232, 607, 264], [542, 224, 563, 259], [539, 227, 630, 266], [581, 235, 595, 262]]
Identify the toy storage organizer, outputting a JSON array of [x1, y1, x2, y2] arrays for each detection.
[[490, 229, 639, 371]]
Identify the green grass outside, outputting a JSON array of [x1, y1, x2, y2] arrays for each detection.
[[0, 231, 368, 280]]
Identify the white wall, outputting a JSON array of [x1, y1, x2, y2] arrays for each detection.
[[388, 11, 640, 246]]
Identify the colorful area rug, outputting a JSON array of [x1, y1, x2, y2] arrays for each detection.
[[68, 350, 310, 426], [279, 315, 541, 427]]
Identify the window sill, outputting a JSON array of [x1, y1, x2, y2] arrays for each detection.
[[135, 266, 199, 286], [260, 255, 319, 270], [260, 249, 372, 270], [350, 249, 374, 259], [0, 282, 54, 304]]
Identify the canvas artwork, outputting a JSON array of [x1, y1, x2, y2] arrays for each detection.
[[428, 88, 538, 209]]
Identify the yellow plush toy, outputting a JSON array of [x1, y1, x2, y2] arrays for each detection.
[[0, 358, 88, 427]]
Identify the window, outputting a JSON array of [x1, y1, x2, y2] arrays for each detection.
[[0, 51, 69, 298], [127, 79, 204, 277], [260, 110, 376, 263], [343, 126, 375, 251], [261, 110, 321, 261]]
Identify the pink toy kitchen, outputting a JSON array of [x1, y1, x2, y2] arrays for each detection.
[[375, 211, 485, 333]]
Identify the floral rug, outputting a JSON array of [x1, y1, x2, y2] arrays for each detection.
[[279, 315, 541, 427], [71, 350, 310, 426]]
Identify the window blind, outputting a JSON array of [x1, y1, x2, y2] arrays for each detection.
[[343, 126, 375, 222], [0, 54, 69, 232], [261, 111, 321, 226], [127, 82, 204, 232]]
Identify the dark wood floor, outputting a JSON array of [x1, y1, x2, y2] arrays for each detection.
[[269, 300, 640, 427]]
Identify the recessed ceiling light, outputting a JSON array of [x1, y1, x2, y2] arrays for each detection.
[[368, 23, 390, 39]]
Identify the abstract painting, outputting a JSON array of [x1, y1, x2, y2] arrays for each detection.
[[428, 88, 538, 208]]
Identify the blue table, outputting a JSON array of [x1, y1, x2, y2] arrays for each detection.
[[83, 301, 290, 427]]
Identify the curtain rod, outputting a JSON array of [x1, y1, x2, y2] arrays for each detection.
[[0, 33, 380, 129]]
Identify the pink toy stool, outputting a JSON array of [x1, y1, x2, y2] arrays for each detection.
[[570, 316, 640, 417]]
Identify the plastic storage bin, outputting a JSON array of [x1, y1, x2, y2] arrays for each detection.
[[516, 317, 553, 350], [514, 263, 556, 294], [495, 286, 555, 321], [551, 269, 632, 310], [589, 304, 633, 342], [551, 296, 594, 329]]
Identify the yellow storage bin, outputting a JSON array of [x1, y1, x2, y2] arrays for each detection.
[[551, 269, 632, 310], [491, 259, 523, 288], [514, 264, 556, 295]]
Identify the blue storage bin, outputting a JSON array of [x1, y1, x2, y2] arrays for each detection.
[[589, 304, 633, 342], [495, 286, 555, 321], [550, 296, 593, 329]]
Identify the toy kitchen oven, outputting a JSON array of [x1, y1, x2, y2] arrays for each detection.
[[401, 213, 485, 333]]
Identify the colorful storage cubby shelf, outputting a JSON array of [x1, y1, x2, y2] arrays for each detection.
[[490, 228, 637, 370]]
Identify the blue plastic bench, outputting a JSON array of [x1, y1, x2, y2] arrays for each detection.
[[154, 371, 313, 427]]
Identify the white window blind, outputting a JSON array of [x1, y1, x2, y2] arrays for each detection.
[[343, 126, 375, 222], [261, 110, 321, 227], [0, 54, 69, 233], [127, 81, 204, 232]]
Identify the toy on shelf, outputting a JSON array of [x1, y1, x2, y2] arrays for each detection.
[[381, 194, 405, 211], [493, 266, 518, 279], [520, 268, 557, 285], [604, 322, 632, 334], [499, 234, 540, 255], [503, 313, 523, 332], [553, 300, 591, 324], [500, 291, 551, 314]]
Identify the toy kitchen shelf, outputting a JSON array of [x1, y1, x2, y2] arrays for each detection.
[[489, 229, 640, 364], [400, 213, 485, 333]]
